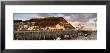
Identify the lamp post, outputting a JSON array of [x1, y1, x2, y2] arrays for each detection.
[[94, 19, 97, 28]]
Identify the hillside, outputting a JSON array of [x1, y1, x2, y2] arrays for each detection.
[[14, 17, 75, 29]]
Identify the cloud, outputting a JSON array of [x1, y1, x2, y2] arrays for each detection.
[[14, 13, 97, 30], [64, 13, 97, 22], [14, 13, 97, 22]]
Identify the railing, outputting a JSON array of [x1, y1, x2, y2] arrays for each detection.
[[14, 30, 75, 40]]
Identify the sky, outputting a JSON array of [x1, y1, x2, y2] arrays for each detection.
[[14, 13, 97, 30]]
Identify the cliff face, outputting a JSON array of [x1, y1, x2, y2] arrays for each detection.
[[14, 17, 75, 29]]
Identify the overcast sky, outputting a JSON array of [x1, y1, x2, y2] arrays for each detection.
[[14, 13, 96, 22], [14, 13, 97, 30]]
